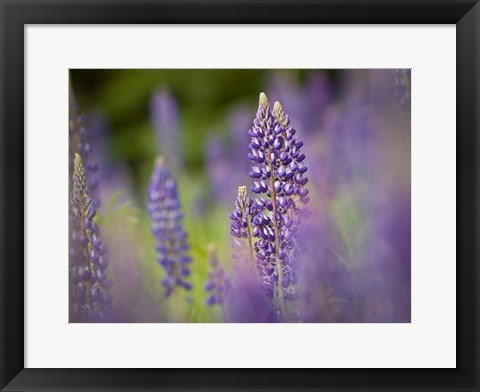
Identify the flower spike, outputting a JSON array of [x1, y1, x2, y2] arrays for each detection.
[[147, 156, 192, 297], [70, 153, 112, 322]]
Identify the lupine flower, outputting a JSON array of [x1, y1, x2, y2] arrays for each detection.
[[392, 69, 411, 108], [317, 71, 380, 194], [246, 92, 310, 317], [304, 71, 334, 134], [204, 244, 231, 306], [69, 86, 99, 206], [70, 153, 113, 322], [147, 156, 192, 297], [150, 89, 183, 174], [204, 134, 238, 204]]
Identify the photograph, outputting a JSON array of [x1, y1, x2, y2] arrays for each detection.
[[69, 68, 411, 323]]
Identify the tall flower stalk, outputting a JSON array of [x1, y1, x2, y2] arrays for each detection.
[[235, 92, 310, 320], [70, 153, 113, 322], [148, 156, 192, 297]]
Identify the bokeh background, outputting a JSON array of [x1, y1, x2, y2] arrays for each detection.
[[70, 69, 411, 322]]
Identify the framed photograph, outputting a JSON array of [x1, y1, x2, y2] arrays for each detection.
[[1, 0, 478, 391]]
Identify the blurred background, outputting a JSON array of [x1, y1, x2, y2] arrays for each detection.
[[70, 69, 411, 322]]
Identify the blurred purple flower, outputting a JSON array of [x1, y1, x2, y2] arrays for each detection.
[[69, 85, 99, 206], [304, 71, 334, 134], [313, 73, 381, 197], [267, 72, 306, 132], [359, 186, 411, 322], [296, 70, 411, 323], [392, 69, 411, 108], [150, 89, 183, 174], [228, 105, 252, 172], [86, 112, 134, 211], [205, 244, 231, 306], [205, 106, 251, 206], [204, 134, 238, 205], [70, 153, 113, 322], [227, 270, 273, 322], [147, 156, 192, 297]]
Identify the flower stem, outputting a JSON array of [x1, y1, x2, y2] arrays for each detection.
[[267, 146, 287, 320]]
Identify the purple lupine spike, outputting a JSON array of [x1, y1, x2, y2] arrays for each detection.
[[392, 69, 411, 108], [70, 153, 113, 322], [147, 156, 192, 297], [205, 244, 231, 306], [246, 93, 310, 318], [150, 89, 183, 174]]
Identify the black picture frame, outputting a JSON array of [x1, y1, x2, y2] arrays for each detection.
[[1, 1, 478, 391]]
